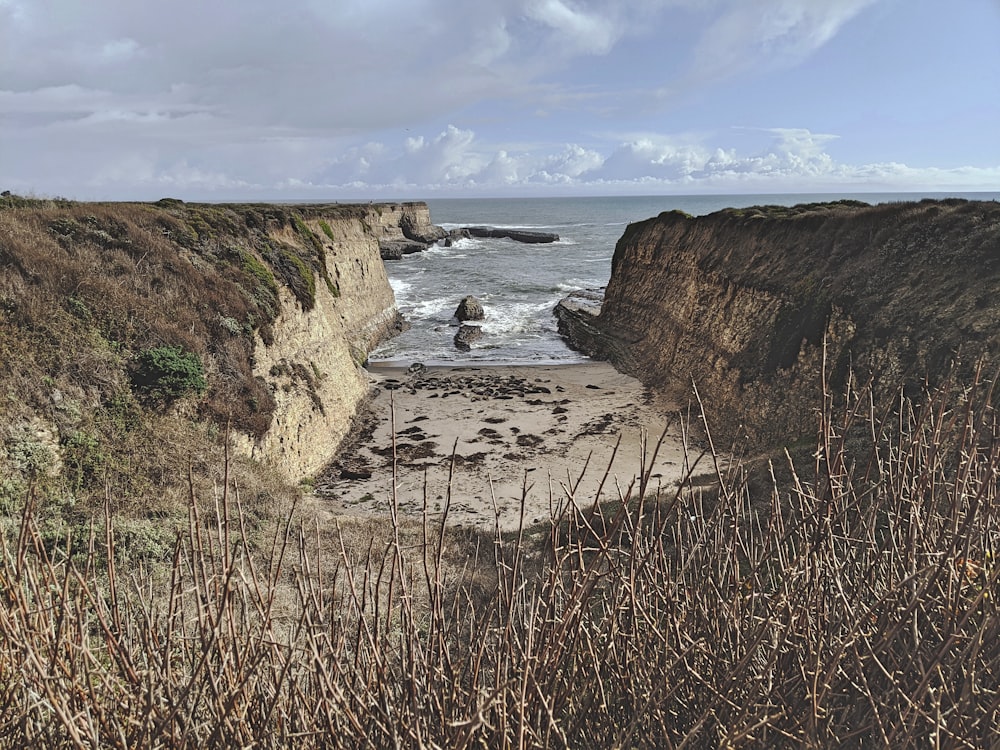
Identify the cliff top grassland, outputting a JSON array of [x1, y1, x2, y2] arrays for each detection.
[[0, 194, 391, 560]]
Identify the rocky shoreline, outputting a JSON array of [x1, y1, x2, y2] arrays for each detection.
[[379, 223, 560, 260]]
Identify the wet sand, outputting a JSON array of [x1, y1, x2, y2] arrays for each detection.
[[315, 361, 695, 530]]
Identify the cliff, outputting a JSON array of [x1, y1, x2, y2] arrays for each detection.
[[232, 203, 433, 478], [557, 199, 1000, 447], [0, 198, 436, 510]]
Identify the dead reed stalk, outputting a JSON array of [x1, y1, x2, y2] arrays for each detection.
[[0, 371, 998, 747]]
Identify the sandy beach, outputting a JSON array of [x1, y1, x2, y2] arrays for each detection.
[[316, 361, 696, 530]]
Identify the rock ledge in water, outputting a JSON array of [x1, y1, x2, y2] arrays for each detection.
[[464, 226, 559, 244]]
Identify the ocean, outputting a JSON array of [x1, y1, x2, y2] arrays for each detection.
[[369, 192, 1000, 365]]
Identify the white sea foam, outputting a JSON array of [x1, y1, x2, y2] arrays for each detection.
[[555, 279, 602, 293], [389, 278, 413, 299], [373, 197, 681, 363], [410, 296, 455, 319], [446, 237, 481, 250], [422, 238, 481, 257], [480, 301, 554, 337]]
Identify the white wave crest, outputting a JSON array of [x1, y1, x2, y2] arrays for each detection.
[[410, 296, 455, 319], [554, 279, 603, 293], [389, 278, 413, 299], [445, 237, 482, 250], [479, 301, 553, 337]]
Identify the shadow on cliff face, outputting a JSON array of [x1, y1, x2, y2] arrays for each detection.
[[560, 198, 1000, 451]]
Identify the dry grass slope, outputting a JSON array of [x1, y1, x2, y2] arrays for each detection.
[[0, 197, 355, 569]]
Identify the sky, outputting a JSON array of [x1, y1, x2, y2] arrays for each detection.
[[2, 0, 999, 200]]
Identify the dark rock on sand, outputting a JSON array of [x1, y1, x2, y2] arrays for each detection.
[[406, 371, 551, 399], [554, 289, 605, 349]]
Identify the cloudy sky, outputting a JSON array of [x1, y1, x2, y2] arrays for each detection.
[[2, 0, 999, 200]]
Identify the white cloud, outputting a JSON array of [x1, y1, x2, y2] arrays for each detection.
[[584, 137, 712, 181], [525, 0, 621, 55], [99, 38, 141, 62], [688, 0, 878, 83], [541, 145, 605, 177], [6, 111, 997, 199], [1, 0, 994, 199], [403, 126, 484, 182], [293, 124, 1000, 197]]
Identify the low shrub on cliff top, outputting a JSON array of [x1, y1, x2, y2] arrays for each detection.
[[130, 345, 207, 404]]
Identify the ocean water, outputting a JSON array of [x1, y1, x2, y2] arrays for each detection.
[[369, 192, 1000, 365]]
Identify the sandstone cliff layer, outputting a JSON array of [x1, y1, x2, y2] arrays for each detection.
[[0, 198, 437, 488], [558, 199, 1000, 446], [236, 203, 432, 479]]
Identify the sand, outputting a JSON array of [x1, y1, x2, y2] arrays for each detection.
[[315, 361, 697, 530]]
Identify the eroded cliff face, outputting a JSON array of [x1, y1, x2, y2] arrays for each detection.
[[0, 199, 436, 491], [559, 199, 1000, 446], [229, 203, 449, 479], [236, 205, 415, 479]]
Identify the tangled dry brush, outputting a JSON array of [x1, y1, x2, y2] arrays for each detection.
[[1, 370, 1000, 748]]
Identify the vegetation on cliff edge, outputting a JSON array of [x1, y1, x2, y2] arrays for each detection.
[[0, 197, 370, 566]]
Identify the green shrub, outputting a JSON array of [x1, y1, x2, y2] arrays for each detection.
[[131, 346, 207, 404], [240, 250, 280, 318], [318, 220, 336, 241], [0, 477, 26, 515], [62, 430, 105, 492], [66, 296, 93, 323], [293, 215, 339, 299], [278, 249, 317, 310], [5, 426, 55, 479], [292, 214, 322, 253], [113, 517, 178, 566]]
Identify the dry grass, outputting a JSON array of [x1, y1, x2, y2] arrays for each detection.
[[0, 365, 998, 748], [0, 199, 350, 566]]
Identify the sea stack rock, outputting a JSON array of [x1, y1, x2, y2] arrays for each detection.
[[454, 296, 485, 322], [454, 325, 484, 351]]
